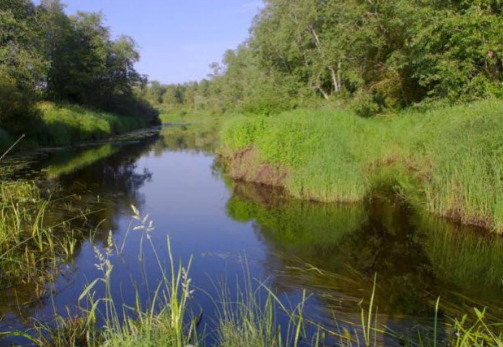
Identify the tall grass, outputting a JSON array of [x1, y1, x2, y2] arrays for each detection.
[[37, 102, 147, 146], [219, 100, 503, 232], [0, 179, 93, 291], [2, 205, 502, 346]]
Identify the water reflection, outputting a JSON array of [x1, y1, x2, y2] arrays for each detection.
[[0, 134, 159, 322], [225, 181, 503, 330], [1, 125, 503, 345]]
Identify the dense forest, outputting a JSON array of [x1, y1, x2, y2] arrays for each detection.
[[145, 0, 503, 116], [0, 0, 158, 141]]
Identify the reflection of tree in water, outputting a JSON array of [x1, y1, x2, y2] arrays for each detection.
[[52, 136, 158, 237], [225, 181, 503, 342], [153, 125, 218, 156], [0, 136, 159, 321]]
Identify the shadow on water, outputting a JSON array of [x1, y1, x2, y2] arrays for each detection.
[[225, 180, 503, 341], [1, 124, 503, 345], [0, 133, 159, 323]]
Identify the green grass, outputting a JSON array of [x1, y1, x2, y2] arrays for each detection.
[[2, 203, 503, 346], [0, 178, 99, 291], [0, 180, 63, 289], [219, 100, 503, 232], [36, 102, 147, 146], [0, 102, 149, 152]]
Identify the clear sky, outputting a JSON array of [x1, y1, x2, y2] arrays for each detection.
[[60, 0, 263, 84]]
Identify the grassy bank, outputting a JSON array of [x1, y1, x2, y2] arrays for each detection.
[[0, 102, 151, 153], [219, 100, 503, 232]]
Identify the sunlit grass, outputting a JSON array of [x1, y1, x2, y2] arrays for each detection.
[[0, 179, 94, 291], [219, 100, 503, 232], [37, 102, 146, 147]]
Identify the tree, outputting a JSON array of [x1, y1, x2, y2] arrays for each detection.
[[0, 0, 47, 130]]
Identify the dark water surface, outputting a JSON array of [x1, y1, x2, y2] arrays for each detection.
[[1, 125, 503, 345]]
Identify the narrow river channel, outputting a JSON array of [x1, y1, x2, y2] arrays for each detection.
[[1, 125, 502, 346]]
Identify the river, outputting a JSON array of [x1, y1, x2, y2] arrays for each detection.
[[1, 125, 502, 346]]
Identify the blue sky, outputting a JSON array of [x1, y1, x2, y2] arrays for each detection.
[[61, 0, 263, 84]]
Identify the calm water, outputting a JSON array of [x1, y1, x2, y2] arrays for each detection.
[[1, 125, 503, 345]]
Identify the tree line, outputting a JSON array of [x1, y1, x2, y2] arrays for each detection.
[[0, 0, 158, 135], [144, 0, 503, 116]]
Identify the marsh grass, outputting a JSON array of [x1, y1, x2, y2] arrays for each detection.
[[69, 206, 198, 347], [36, 102, 147, 147], [2, 206, 502, 346], [219, 100, 503, 232], [0, 179, 98, 291]]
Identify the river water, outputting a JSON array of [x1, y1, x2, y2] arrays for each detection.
[[1, 125, 502, 345]]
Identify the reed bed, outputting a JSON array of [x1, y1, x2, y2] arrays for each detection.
[[219, 100, 503, 232]]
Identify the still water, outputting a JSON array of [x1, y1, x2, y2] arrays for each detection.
[[1, 125, 503, 345]]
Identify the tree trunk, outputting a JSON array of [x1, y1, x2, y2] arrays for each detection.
[[314, 75, 330, 100], [329, 65, 339, 93]]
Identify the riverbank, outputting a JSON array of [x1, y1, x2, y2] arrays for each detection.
[[2, 123, 503, 346], [219, 100, 503, 232], [0, 102, 156, 153]]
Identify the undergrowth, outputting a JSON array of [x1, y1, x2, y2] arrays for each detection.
[[0, 102, 149, 152]]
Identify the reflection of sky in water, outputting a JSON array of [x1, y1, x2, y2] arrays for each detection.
[[1, 129, 503, 346]]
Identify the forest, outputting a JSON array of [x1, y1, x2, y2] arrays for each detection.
[[0, 0, 158, 150], [144, 0, 503, 117]]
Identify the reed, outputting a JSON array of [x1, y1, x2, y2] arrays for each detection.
[[219, 100, 503, 232], [4, 208, 503, 346]]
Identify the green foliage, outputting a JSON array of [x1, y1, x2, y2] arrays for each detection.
[[0, 0, 158, 143], [37, 102, 146, 146], [144, 0, 503, 116], [0, 127, 14, 152], [220, 100, 503, 231]]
